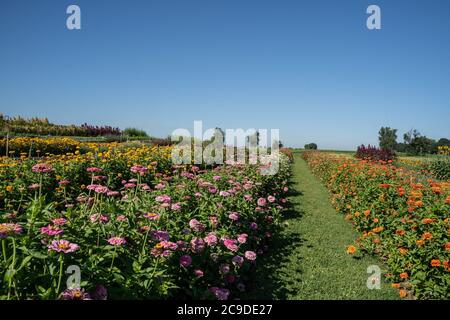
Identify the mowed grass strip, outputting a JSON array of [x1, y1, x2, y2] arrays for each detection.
[[244, 154, 398, 300]]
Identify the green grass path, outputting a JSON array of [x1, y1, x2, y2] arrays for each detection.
[[244, 154, 398, 299]]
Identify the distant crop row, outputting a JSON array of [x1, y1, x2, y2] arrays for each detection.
[[0, 115, 121, 137]]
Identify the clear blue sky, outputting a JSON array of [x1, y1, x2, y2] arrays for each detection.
[[1, 0, 449, 150]]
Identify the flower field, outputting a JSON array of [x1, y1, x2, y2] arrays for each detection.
[[302, 151, 450, 299], [0, 143, 291, 300]]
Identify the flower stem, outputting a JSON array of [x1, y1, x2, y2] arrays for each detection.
[[55, 254, 64, 299], [2, 239, 7, 264], [109, 246, 118, 272], [7, 238, 16, 299]]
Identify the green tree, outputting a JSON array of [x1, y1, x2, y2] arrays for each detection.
[[378, 127, 397, 150], [304, 143, 317, 150]]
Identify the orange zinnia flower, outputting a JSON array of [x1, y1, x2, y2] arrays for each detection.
[[421, 232, 433, 240], [422, 218, 435, 224], [416, 239, 425, 246], [445, 242, 450, 251], [354, 212, 361, 218], [430, 259, 441, 267], [399, 272, 408, 279], [399, 289, 408, 298], [399, 248, 408, 255], [414, 200, 423, 207], [346, 245, 357, 254], [395, 229, 405, 236], [364, 210, 371, 217], [372, 226, 383, 233], [391, 283, 400, 289]]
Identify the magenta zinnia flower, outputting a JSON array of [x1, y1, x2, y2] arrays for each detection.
[[48, 240, 79, 253], [151, 230, 170, 241], [223, 239, 238, 252], [179, 254, 192, 267], [60, 288, 91, 300], [232, 255, 244, 267]]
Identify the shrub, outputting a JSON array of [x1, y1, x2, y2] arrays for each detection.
[[355, 144, 396, 161]]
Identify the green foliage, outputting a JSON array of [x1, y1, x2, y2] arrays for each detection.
[[123, 128, 149, 138], [304, 143, 317, 150], [427, 158, 450, 180], [379, 127, 397, 151]]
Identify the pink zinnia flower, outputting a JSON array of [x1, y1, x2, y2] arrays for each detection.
[[190, 237, 205, 253], [107, 191, 120, 197], [267, 195, 276, 203], [194, 269, 204, 278], [87, 167, 102, 173], [204, 232, 218, 246], [48, 240, 79, 253], [116, 215, 127, 222], [58, 180, 70, 186], [219, 191, 230, 197], [41, 225, 64, 236], [189, 219, 205, 232], [208, 187, 217, 194], [171, 203, 181, 211], [179, 254, 192, 267], [237, 233, 248, 244], [107, 237, 126, 246], [52, 218, 68, 226], [213, 175, 221, 181], [244, 251, 257, 261], [223, 239, 238, 252], [257, 198, 267, 207], [154, 183, 166, 190], [32, 163, 53, 173], [130, 165, 148, 175], [155, 195, 171, 203], [209, 216, 218, 227], [0, 223, 23, 238], [228, 212, 240, 221], [244, 194, 252, 201]]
